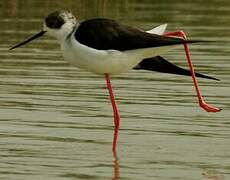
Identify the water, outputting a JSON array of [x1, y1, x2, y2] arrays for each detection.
[[0, 1, 230, 179]]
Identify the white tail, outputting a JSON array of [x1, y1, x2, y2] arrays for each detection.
[[146, 24, 168, 35]]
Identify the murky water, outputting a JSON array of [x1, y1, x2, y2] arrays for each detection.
[[0, 0, 230, 179]]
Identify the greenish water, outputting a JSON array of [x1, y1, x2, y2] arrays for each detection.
[[0, 0, 230, 180]]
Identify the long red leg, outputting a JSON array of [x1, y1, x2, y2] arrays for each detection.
[[105, 73, 120, 156], [164, 31, 221, 112]]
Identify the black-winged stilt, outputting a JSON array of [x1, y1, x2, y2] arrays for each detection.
[[10, 10, 221, 156]]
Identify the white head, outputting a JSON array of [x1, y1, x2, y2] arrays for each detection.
[[10, 10, 77, 50]]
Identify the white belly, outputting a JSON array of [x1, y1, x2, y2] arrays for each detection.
[[61, 34, 177, 75]]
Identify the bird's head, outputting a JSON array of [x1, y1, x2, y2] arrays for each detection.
[[44, 10, 77, 39], [10, 10, 77, 50]]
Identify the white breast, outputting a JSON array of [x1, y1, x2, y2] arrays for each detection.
[[61, 34, 144, 75]]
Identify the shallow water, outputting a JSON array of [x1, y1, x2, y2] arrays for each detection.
[[0, 0, 230, 180]]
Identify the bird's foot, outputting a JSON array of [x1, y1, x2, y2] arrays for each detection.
[[199, 100, 221, 112]]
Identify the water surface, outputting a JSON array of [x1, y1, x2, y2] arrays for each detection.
[[0, 1, 230, 180]]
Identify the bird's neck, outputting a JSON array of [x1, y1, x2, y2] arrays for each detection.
[[56, 23, 77, 42]]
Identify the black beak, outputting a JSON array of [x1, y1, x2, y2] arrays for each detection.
[[10, 30, 46, 50]]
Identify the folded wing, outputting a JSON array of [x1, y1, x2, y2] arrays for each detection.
[[75, 19, 200, 51]]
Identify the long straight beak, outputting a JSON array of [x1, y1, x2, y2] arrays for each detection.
[[10, 30, 46, 50]]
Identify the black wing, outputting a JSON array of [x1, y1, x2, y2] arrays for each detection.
[[75, 18, 200, 51], [134, 56, 219, 81]]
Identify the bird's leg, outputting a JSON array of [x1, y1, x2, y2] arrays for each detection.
[[164, 31, 221, 112], [105, 73, 120, 156]]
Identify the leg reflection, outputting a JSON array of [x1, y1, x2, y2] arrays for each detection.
[[112, 153, 120, 180]]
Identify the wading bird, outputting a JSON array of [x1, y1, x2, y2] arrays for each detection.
[[10, 10, 221, 156]]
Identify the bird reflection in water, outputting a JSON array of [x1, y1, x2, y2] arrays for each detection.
[[112, 152, 120, 180], [202, 169, 224, 180]]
